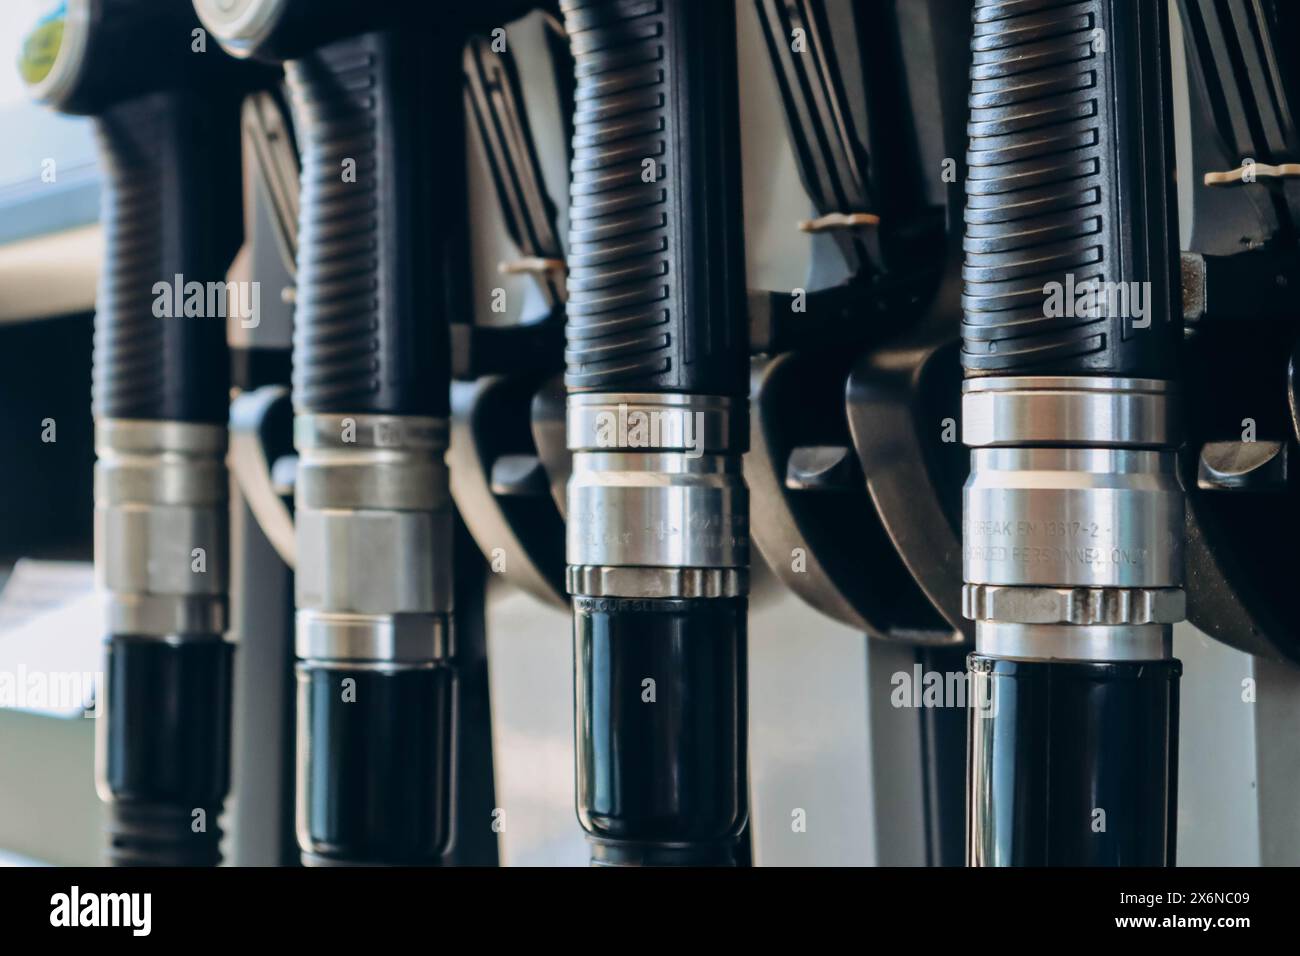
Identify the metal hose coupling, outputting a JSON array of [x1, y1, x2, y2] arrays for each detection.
[[567, 394, 748, 598], [567, 393, 749, 866], [962, 376, 1185, 660], [292, 412, 455, 865], [96, 420, 229, 636], [94, 419, 231, 865]]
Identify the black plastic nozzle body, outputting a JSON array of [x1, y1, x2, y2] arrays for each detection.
[[200, 2, 460, 419], [284, 27, 456, 418], [95, 91, 243, 423], [45, 1, 254, 423]]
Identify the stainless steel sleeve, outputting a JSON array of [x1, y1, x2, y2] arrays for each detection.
[[961, 377, 1185, 660], [566, 393, 748, 598], [293, 413, 453, 662], [95, 419, 229, 638]]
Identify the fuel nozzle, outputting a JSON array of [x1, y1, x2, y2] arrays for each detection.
[[197, 0, 463, 865], [20, 0, 257, 864], [961, 0, 1184, 865], [560, 0, 750, 866]]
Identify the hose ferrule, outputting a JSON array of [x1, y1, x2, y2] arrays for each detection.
[[293, 413, 453, 665], [961, 376, 1183, 661], [566, 393, 748, 599], [95, 419, 229, 638]]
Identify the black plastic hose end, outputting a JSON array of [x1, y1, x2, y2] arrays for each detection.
[[967, 654, 1181, 866], [573, 596, 748, 867], [105, 801, 224, 867], [587, 838, 741, 868], [99, 636, 233, 866], [295, 662, 454, 866]]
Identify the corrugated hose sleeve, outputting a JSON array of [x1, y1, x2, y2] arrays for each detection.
[[93, 90, 241, 423], [561, 0, 747, 395], [961, 0, 1180, 377], [286, 29, 451, 416]]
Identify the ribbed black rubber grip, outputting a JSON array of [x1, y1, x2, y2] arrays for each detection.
[[961, 0, 1180, 377], [94, 91, 242, 422], [285, 30, 450, 416], [560, 0, 747, 395], [100, 637, 233, 866]]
